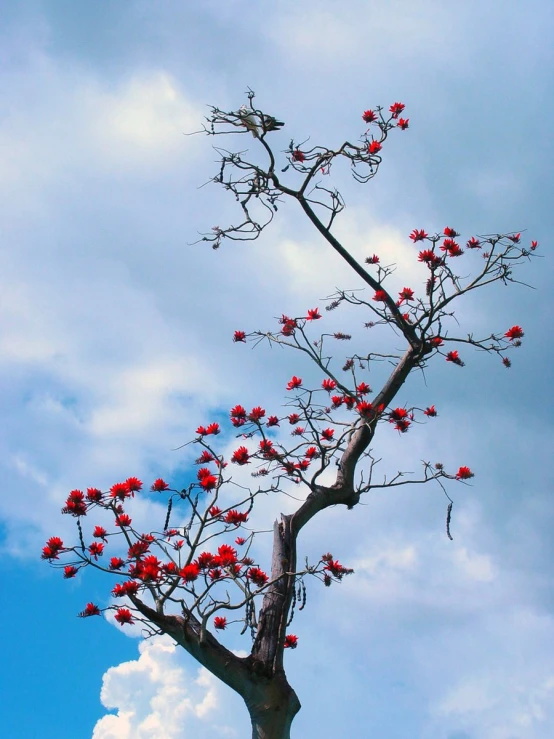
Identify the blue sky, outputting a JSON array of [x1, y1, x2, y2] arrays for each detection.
[[1, 1, 553, 737]]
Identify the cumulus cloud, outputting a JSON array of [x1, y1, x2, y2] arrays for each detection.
[[93, 635, 243, 739]]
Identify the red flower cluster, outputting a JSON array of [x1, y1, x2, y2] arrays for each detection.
[[365, 254, 380, 264], [306, 308, 321, 320], [233, 330, 246, 342], [151, 478, 169, 492], [505, 326, 524, 341], [389, 102, 405, 118], [322, 378, 337, 392], [446, 351, 465, 366], [284, 634, 298, 649], [231, 446, 250, 465], [214, 616, 227, 630], [62, 490, 87, 516], [224, 510, 248, 525], [368, 140, 382, 155], [247, 567, 269, 587], [362, 109, 377, 123], [292, 149, 305, 163], [287, 376, 302, 391], [42, 536, 64, 560], [114, 608, 134, 625], [198, 467, 218, 491], [456, 466, 474, 480], [410, 229, 428, 242], [373, 290, 388, 303]]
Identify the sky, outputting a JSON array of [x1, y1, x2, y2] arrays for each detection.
[[1, 1, 553, 737]]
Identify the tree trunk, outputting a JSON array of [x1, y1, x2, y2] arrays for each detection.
[[246, 673, 301, 739]]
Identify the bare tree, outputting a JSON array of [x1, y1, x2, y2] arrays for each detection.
[[43, 92, 537, 739]]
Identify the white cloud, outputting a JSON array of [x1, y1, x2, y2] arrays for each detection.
[[93, 635, 242, 739]]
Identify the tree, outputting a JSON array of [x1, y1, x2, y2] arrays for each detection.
[[42, 92, 537, 739]]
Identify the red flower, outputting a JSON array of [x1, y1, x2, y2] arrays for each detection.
[[372, 290, 388, 303], [181, 563, 201, 582], [233, 330, 246, 342], [231, 446, 250, 465], [110, 557, 125, 570], [217, 544, 238, 566], [368, 140, 382, 154], [114, 608, 134, 626], [248, 406, 265, 422], [196, 426, 207, 436], [115, 514, 132, 527], [321, 428, 334, 442], [224, 510, 248, 525], [343, 396, 355, 409], [397, 118, 409, 130], [362, 109, 377, 123], [429, 336, 443, 347], [530, 240, 538, 250], [389, 102, 405, 118], [505, 325, 524, 341], [446, 351, 465, 366], [502, 357, 512, 368], [196, 552, 214, 570], [247, 567, 269, 587], [456, 466, 474, 480], [287, 376, 302, 391], [110, 483, 130, 501], [125, 477, 143, 493], [280, 315, 298, 336], [398, 287, 414, 304], [305, 447, 319, 459], [214, 616, 227, 630], [356, 401, 374, 419], [206, 422, 220, 435], [292, 149, 305, 162], [196, 451, 214, 465], [440, 238, 463, 257], [466, 236, 481, 249], [42, 536, 64, 561], [230, 404, 246, 419], [394, 419, 411, 433], [331, 395, 343, 408], [267, 415, 280, 426], [292, 426, 305, 436], [235, 537, 246, 546], [365, 254, 380, 264], [356, 382, 371, 395], [424, 406, 437, 417], [112, 581, 140, 598], [322, 378, 337, 393], [86, 487, 103, 503], [284, 634, 298, 649], [93, 525, 108, 541], [79, 602, 100, 618], [199, 474, 217, 491], [209, 506, 222, 518], [64, 566, 78, 579], [389, 408, 408, 421], [508, 233, 521, 243], [444, 226, 458, 237], [324, 559, 353, 579], [410, 229, 428, 242], [89, 542, 104, 560], [151, 478, 169, 492], [306, 308, 321, 320], [128, 541, 150, 559], [63, 489, 87, 516]]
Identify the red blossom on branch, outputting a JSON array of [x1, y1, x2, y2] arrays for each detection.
[[365, 254, 380, 264], [410, 229, 428, 242], [456, 466, 474, 480], [231, 446, 250, 465], [397, 118, 409, 130], [505, 325, 524, 341], [446, 351, 465, 366], [306, 308, 321, 320], [321, 428, 334, 442], [373, 290, 388, 303], [214, 616, 227, 630], [292, 149, 305, 163], [389, 102, 405, 118], [362, 109, 377, 123], [233, 330, 246, 342], [284, 634, 298, 649], [424, 406, 437, 417], [287, 376, 302, 390], [368, 140, 382, 154], [114, 608, 134, 626], [151, 478, 169, 492], [79, 602, 100, 618], [322, 378, 337, 392]]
